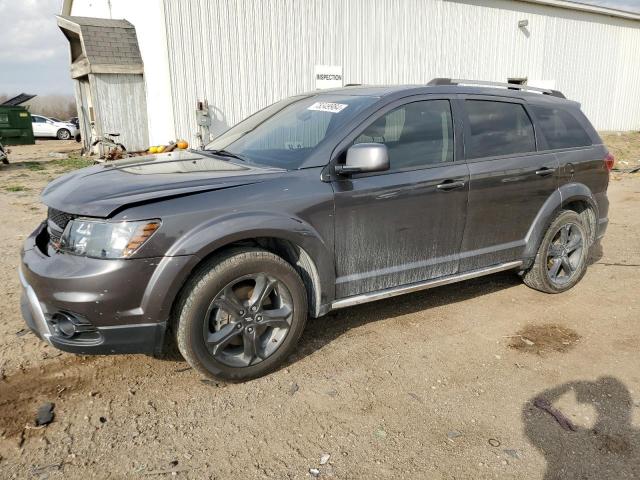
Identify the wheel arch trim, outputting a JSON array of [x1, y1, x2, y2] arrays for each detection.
[[158, 212, 335, 318], [523, 184, 598, 261]]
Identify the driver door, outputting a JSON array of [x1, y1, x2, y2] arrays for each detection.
[[331, 97, 469, 298]]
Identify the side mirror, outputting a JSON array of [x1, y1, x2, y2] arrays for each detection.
[[335, 143, 389, 175]]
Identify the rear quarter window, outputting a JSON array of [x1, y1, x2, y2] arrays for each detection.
[[464, 100, 536, 159], [530, 105, 592, 150]]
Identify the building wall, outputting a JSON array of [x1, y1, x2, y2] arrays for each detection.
[[162, 0, 640, 141], [70, 0, 176, 146], [70, 0, 640, 145], [90, 73, 149, 151]]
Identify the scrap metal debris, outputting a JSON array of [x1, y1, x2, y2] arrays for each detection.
[[31, 463, 63, 476], [503, 449, 520, 459], [35, 402, 55, 427], [533, 397, 577, 432], [612, 165, 640, 174]]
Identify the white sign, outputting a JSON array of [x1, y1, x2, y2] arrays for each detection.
[[308, 102, 348, 113], [315, 65, 343, 90]]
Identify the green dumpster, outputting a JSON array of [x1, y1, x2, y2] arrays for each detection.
[[0, 105, 35, 145], [1, 94, 36, 146]]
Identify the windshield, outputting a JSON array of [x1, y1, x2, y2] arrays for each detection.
[[205, 94, 378, 169]]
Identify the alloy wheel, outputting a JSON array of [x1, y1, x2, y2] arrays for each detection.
[[546, 222, 585, 285], [202, 273, 293, 367]]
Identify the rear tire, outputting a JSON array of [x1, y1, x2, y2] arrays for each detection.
[[522, 210, 589, 293], [57, 129, 71, 140], [174, 248, 308, 381]]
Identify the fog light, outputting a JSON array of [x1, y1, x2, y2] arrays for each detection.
[[51, 313, 77, 339]]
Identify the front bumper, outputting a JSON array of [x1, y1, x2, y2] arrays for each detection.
[[19, 222, 196, 355]]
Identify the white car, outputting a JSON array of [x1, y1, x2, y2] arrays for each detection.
[[31, 115, 80, 140]]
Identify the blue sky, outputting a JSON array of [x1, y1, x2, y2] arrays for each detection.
[[0, 0, 638, 98]]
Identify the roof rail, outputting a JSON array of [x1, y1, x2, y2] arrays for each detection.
[[428, 78, 566, 99]]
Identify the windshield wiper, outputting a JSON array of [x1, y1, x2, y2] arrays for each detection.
[[205, 149, 246, 161]]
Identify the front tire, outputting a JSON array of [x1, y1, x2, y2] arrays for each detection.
[[522, 210, 589, 293], [174, 248, 308, 381], [57, 128, 71, 140]]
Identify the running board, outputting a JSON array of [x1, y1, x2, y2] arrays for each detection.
[[330, 261, 523, 310]]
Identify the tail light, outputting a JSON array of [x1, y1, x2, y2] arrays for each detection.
[[604, 152, 615, 172]]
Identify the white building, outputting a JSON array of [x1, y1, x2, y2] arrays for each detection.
[[59, 0, 640, 151]]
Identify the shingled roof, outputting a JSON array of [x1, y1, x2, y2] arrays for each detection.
[[57, 15, 143, 78]]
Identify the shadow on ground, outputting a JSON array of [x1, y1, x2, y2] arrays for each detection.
[[523, 376, 640, 479], [293, 270, 522, 363]]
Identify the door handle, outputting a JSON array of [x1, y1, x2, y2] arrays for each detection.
[[535, 167, 556, 177], [436, 180, 465, 191]]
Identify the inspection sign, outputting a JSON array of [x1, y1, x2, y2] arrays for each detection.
[[315, 65, 343, 89]]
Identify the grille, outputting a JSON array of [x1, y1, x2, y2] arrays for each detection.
[[47, 208, 75, 245]]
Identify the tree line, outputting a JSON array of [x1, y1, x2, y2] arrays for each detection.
[[0, 94, 77, 121]]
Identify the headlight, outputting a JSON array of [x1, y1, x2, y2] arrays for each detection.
[[59, 219, 161, 259]]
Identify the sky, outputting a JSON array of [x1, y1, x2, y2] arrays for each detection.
[[0, 0, 638, 98], [0, 0, 71, 97]]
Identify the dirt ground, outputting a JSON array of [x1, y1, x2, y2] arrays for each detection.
[[1, 140, 82, 164], [0, 139, 638, 479], [601, 131, 640, 171]]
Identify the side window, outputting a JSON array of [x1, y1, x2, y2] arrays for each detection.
[[354, 100, 453, 170], [530, 105, 592, 150], [464, 100, 535, 159], [33, 116, 44, 123]]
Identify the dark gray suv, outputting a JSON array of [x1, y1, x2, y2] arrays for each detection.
[[20, 79, 611, 381]]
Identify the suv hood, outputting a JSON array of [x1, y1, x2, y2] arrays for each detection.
[[42, 150, 285, 217]]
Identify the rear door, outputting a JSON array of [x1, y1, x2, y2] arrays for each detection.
[[528, 104, 606, 189], [459, 96, 559, 271], [332, 96, 469, 298]]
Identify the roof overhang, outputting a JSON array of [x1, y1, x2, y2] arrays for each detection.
[[57, 15, 144, 79], [61, 0, 640, 22], [516, 0, 640, 21]]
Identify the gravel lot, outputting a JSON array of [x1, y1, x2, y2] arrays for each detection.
[[0, 139, 638, 479]]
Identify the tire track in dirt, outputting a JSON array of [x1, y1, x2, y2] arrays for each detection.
[[0, 356, 97, 438]]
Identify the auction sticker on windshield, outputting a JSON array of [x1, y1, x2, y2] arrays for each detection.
[[307, 102, 348, 113]]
